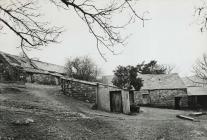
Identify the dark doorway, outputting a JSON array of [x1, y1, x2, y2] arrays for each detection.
[[175, 97, 181, 109], [197, 96, 207, 108], [129, 91, 134, 105], [110, 91, 123, 113]]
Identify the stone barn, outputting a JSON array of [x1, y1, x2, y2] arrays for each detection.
[[134, 74, 188, 109], [0, 51, 66, 85]]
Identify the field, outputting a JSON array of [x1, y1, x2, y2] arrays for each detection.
[[0, 83, 207, 140]]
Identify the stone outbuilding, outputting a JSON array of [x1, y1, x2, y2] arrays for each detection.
[[61, 78, 131, 114], [134, 73, 188, 109], [0, 51, 66, 85], [97, 84, 130, 114]]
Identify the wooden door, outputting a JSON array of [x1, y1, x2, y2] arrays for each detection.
[[175, 97, 181, 109], [110, 91, 123, 113], [129, 91, 134, 105]]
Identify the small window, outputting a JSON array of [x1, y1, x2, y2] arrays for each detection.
[[142, 94, 149, 98]]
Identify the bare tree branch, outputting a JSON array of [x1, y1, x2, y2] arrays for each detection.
[[0, 0, 63, 54], [50, 0, 149, 61], [1, 0, 149, 61], [194, 1, 207, 32], [193, 54, 207, 85]]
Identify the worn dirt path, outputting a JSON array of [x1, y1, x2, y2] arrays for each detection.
[[1, 83, 207, 140], [0, 83, 126, 140]]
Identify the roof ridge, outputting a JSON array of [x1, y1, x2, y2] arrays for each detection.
[[32, 59, 65, 68], [0, 50, 65, 74], [0, 50, 65, 68]]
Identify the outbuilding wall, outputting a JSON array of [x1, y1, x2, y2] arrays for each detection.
[[97, 84, 111, 111], [134, 89, 188, 108], [97, 84, 130, 114], [0, 56, 25, 82], [25, 72, 61, 85], [121, 90, 131, 114]]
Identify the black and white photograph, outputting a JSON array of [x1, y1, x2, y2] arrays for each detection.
[[0, 0, 207, 139]]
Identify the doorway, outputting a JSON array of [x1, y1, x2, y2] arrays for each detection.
[[129, 91, 134, 105], [110, 91, 123, 113], [175, 97, 181, 109]]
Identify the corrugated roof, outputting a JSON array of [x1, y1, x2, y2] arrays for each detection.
[[138, 73, 186, 90], [0, 51, 66, 75], [187, 87, 207, 96]]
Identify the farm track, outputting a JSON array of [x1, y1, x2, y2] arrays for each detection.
[[0, 83, 207, 140]]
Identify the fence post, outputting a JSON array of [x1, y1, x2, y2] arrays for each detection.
[[61, 79, 63, 91], [96, 83, 99, 105], [63, 80, 66, 93]]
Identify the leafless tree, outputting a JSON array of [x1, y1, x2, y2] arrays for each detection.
[[194, 0, 207, 32], [0, 0, 149, 61], [65, 56, 102, 81], [164, 64, 175, 74], [193, 54, 207, 84]]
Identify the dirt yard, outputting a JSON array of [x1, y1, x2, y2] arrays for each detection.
[[0, 83, 207, 140]]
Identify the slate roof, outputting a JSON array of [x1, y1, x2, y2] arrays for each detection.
[[138, 73, 186, 90], [32, 60, 65, 74], [102, 73, 186, 90], [0, 51, 66, 75]]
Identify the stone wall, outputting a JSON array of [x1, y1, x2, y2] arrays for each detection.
[[0, 60, 25, 82], [69, 81, 97, 103], [134, 89, 188, 108], [31, 74, 59, 85], [134, 90, 149, 105], [62, 79, 97, 103]]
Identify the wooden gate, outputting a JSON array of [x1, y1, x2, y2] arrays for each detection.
[[110, 91, 123, 113]]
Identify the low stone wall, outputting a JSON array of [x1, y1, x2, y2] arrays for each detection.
[[61, 79, 97, 103], [134, 89, 188, 109], [69, 81, 97, 103], [29, 74, 59, 85]]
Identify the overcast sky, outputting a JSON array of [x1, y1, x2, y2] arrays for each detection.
[[0, 0, 207, 77]]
